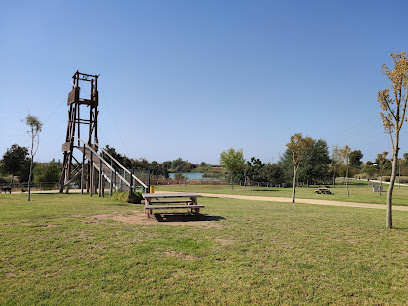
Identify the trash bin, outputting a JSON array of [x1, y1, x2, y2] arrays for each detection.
[[150, 186, 155, 193]]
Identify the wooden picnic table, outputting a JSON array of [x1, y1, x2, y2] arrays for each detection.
[[314, 187, 332, 195], [142, 192, 204, 218]]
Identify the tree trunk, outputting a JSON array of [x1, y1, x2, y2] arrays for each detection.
[[333, 174, 335, 188], [292, 166, 297, 203], [379, 175, 382, 196], [230, 171, 234, 191], [345, 168, 349, 197], [387, 152, 398, 228]]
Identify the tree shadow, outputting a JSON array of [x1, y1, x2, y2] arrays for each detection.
[[154, 213, 225, 223]]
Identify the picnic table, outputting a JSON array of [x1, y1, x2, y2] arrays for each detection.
[[314, 187, 332, 194], [142, 192, 204, 218]]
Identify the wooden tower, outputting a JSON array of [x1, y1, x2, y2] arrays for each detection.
[[59, 71, 99, 193]]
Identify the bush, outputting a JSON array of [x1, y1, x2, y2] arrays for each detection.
[[112, 190, 143, 204]]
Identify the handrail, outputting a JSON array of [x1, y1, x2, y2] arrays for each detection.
[[73, 137, 129, 187], [73, 137, 147, 188], [93, 142, 148, 188]]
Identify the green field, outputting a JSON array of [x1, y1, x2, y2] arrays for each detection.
[[157, 181, 408, 206], [1, 192, 408, 304]]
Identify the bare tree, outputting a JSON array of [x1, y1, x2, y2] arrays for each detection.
[[330, 145, 342, 188], [286, 133, 313, 203], [340, 145, 351, 197], [377, 152, 388, 196], [378, 51, 408, 228], [23, 115, 43, 201]]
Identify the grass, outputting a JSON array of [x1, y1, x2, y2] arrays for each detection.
[[1, 193, 408, 304], [156, 180, 408, 206]]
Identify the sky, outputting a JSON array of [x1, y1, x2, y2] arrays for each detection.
[[2, 0, 408, 165]]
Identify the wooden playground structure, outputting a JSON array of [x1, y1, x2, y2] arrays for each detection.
[[59, 71, 148, 196]]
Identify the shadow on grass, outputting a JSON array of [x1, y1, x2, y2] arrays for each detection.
[[154, 213, 225, 223]]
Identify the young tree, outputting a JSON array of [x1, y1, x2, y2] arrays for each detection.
[[340, 145, 351, 197], [286, 133, 313, 203], [220, 147, 245, 190], [330, 145, 342, 188], [378, 51, 408, 228], [377, 152, 388, 196], [23, 115, 43, 201]]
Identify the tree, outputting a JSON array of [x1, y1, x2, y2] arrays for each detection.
[[340, 145, 351, 197], [300, 139, 331, 186], [33, 160, 61, 184], [349, 150, 364, 167], [286, 133, 314, 203], [263, 163, 284, 186], [329, 145, 342, 188], [23, 115, 43, 201], [220, 148, 245, 190], [0, 144, 30, 182], [377, 152, 388, 196], [378, 51, 408, 228]]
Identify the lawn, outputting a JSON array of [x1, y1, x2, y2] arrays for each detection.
[[156, 180, 408, 206], [1, 193, 408, 304]]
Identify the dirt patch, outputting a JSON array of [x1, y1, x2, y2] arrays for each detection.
[[88, 211, 223, 227], [163, 250, 195, 261], [215, 238, 234, 245]]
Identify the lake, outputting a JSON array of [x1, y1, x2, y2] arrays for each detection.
[[168, 173, 207, 180]]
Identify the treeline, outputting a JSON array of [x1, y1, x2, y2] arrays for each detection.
[[2, 141, 408, 186], [0, 144, 217, 184], [222, 139, 408, 187]]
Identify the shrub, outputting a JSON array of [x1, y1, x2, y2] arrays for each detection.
[[112, 190, 142, 204]]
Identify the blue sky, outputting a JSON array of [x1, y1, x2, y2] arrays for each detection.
[[1, 0, 408, 164]]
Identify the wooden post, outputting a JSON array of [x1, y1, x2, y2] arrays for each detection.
[[129, 168, 134, 198], [90, 151, 93, 197], [147, 169, 151, 193], [114, 169, 117, 192], [109, 160, 113, 196], [99, 159, 102, 197], [81, 144, 85, 195]]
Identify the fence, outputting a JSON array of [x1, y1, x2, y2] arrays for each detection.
[[0, 182, 59, 192]]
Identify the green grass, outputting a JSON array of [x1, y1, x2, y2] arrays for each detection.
[[157, 181, 408, 206], [1, 193, 408, 304]]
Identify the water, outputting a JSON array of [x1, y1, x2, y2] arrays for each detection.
[[169, 173, 205, 180]]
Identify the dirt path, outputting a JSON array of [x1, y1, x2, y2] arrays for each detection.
[[156, 191, 408, 211], [19, 189, 408, 212]]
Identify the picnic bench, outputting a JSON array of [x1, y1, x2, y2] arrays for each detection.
[[142, 192, 204, 218], [314, 187, 332, 194]]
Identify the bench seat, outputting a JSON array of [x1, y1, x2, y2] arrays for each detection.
[[149, 200, 193, 204], [145, 204, 205, 217]]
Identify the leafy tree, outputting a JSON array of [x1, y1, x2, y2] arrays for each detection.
[[23, 115, 43, 201], [246, 157, 265, 185], [220, 147, 245, 190], [33, 160, 61, 184], [340, 145, 351, 197], [300, 139, 331, 186], [377, 152, 388, 196], [0, 144, 30, 181], [263, 163, 284, 186], [349, 150, 364, 167], [378, 51, 408, 228], [286, 133, 314, 203], [361, 164, 377, 180]]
